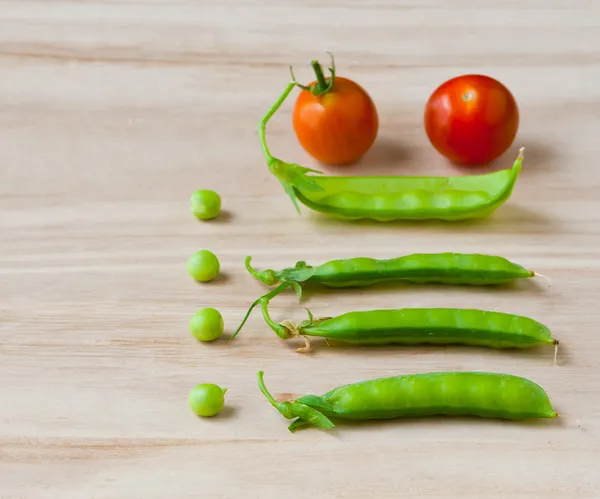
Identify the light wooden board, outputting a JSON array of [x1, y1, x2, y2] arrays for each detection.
[[1, 1, 599, 497]]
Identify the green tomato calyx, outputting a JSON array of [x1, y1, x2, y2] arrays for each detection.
[[290, 52, 337, 97]]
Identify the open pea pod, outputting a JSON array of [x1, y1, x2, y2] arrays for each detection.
[[260, 82, 524, 222]]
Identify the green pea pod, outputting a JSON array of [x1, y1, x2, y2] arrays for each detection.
[[245, 290, 558, 357], [257, 371, 558, 432], [244, 252, 539, 289], [259, 82, 524, 222]]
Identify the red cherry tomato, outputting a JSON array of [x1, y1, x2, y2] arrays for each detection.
[[424, 74, 519, 166], [292, 59, 378, 166]]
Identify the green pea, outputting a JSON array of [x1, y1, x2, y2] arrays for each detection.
[[189, 308, 224, 342], [188, 383, 227, 417], [187, 250, 220, 282], [190, 189, 221, 220]]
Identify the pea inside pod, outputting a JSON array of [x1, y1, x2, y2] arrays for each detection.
[[259, 82, 525, 222], [245, 252, 538, 289], [258, 371, 558, 432]]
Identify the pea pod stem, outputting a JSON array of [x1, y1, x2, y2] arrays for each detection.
[[256, 81, 327, 214], [257, 371, 335, 431], [245, 255, 280, 286], [230, 281, 302, 341], [258, 82, 295, 162]]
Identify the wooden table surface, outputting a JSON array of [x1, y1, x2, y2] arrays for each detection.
[[2, 1, 599, 497]]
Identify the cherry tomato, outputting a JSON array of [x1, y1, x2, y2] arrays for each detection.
[[424, 74, 519, 166], [292, 60, 378, 166]]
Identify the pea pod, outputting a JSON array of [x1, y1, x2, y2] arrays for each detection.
[[253, 290, 557, 354], [259, 82, 524, 222], [245, 252, 537, 289], [231, 285, 558, 360], [258, 371, 557, 432]]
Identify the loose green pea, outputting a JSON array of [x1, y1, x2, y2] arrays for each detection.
[[187, 250, 220, 282], [189, 308, 224, 342], [189, 383, 227, 417], [190, 189, 221, 220]]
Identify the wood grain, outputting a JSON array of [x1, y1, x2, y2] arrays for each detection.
[[1, 1, 599, 497]]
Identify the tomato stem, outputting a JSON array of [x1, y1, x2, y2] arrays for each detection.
[[289, 53, 336, 97], [310, 53, 336, 96], [311, 60, 329, 94]]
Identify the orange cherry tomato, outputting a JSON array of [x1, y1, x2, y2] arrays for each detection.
[[292, 58, 378, 166], [424, 74, 519, 166]]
